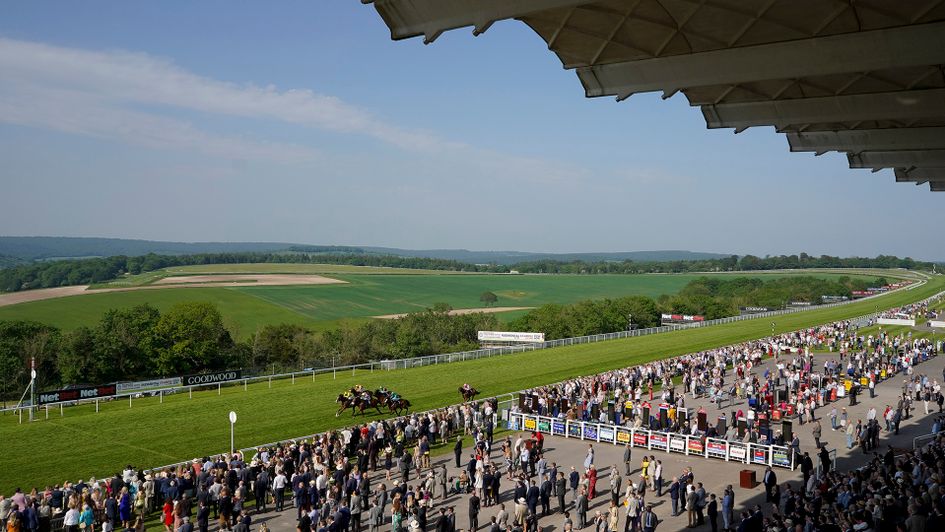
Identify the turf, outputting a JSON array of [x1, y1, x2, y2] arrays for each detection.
[[1, 276, 940, 493], [0, 271, 888, 336], [0, 264, 909, 338]]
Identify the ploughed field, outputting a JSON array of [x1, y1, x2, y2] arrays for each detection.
[[0, 265, 898, 337], [0, 274, 940, 493]]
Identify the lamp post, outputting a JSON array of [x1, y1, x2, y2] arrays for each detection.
[[29, 359, 36, 422], [229, 411, 237, 454]]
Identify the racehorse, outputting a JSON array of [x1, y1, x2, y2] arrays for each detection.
[[374, 391, 410, 415], [353, 391, 384, 416], [336, 393, 356, 417], [459, 386, 480, 402], [386, 397, 411, 415]]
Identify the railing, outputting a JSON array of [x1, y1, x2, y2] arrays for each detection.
[[507, 412, 796, 470], [914, 433, 939, 450], [6, 281, 937, 417]]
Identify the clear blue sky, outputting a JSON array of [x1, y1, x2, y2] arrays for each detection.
[[1, 2, 941, 260]]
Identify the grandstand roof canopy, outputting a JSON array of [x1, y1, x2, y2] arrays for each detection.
[[366, 0, 945, 191]]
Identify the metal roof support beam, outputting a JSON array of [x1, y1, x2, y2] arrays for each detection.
[[787, 127, 945, 154], [578, 22, 945, 98], [702, 88, 945, 130], [895, 168, 945, 182], [370, 0, 594, 43], [849, 150, 945, 169]]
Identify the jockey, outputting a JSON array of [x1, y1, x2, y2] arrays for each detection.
[[343, 389, 354, 400], [360, 390, 371, 402], [353, 384, 364, 393], [378, 386, 389, 396], [462, 383, 472, 392], [390, 391, 401, 402]]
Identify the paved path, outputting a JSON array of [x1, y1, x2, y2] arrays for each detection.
[[246, 350, 945, 532]]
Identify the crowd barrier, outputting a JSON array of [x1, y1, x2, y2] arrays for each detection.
[[506, 412, 795, 470]]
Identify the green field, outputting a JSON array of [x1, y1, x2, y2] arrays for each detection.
[[0, 275, 940, 493], [0, 269, 894, 336]]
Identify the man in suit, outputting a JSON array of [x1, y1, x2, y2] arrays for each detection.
[[641, 505, 658, 532], [569, 467, 580, 505], [556, 473, 567, 513], [526, 480, 540, 516], [707, 494, 718, 532], [695, 482, 706, 526], [368, 498, 383, 532], [623, 445, 632, 476], [668, 478, 680, 517], [469, 492, 481, 531], [575, 489, 588, 529], [488, 516, 500, 532], [686, 486, 698, 528], [454, 437, 463, 469], [350, 491, 362, 532], [540, 475, 552, 516], [196, 500, 210, 532], [763, 467, 778, 504], [255, 469, 270, 513], [178, 516, 194, 532], [609, 469, 622, 505], [721, 487, 734, 532]]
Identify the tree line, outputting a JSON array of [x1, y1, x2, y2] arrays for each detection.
[[509, 253, 930, 274], [0, 250, 932, 293], [0, 302, 500, 400]]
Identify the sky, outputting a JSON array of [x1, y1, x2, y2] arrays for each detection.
[[0, 2, 942, 260]]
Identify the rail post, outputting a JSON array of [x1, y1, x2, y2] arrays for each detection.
[[244, 380, 247, 392], [45, 405, 49, 420], [312, 370, 315, 382], [218, 383, 221, 395], [268, 377, 272, 389], [60, 403, 63, 416], [189, 388, 193, 399], [160, 390, 164, 403], [129, 395, 132, 408], [292, 374, 295, 385], [18, 408, 22, 424]]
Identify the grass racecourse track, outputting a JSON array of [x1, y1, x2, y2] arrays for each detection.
[[0, 275, 941, 493], [0, 268, 896, 337]]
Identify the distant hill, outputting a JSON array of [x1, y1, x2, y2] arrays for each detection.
[[0, 236, 729, 265], [0, 237, 295, 261], [358, 247, 731, 265]]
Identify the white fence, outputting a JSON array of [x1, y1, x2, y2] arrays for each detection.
[[507, 412, 796, 470]]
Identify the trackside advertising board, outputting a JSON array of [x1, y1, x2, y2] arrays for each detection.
[[182, 370, 242, 386], [660, 314, 705, 325], [507, 413, 794, 469], [38, 385, 117, 405], [116, 377, 183, 393], [477, 331, 545, 343]]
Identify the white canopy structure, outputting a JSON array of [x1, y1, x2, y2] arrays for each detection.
[[365, 0, 945, 191]]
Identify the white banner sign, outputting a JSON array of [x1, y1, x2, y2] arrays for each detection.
[[477, 331, 545, 343], [930, 321, 945, 328], [116, 377, 183, 393], [877, 318, 916, 326]]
